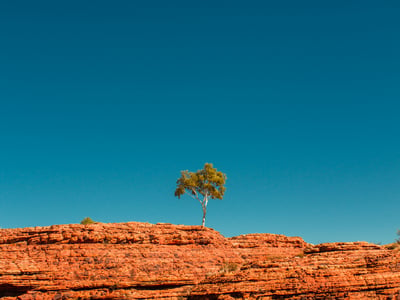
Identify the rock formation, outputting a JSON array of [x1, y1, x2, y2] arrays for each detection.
[[1, 222, 400, 299]]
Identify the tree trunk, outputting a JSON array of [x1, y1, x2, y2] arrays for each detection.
[[201, 195, 208, 227], [202, 206, 206, 227]]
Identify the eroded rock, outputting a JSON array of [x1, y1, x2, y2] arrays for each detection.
[[0, 222, 399, 299]]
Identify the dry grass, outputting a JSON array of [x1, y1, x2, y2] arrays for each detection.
[[219, 262, 239, 273]]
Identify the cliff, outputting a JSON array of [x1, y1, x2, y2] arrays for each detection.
[[1, 222, 400, 299]]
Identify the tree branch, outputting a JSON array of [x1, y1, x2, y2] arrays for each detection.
[[187, 189, 203, 206]]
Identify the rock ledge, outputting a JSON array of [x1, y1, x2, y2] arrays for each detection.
[[1, 222, 400, 299]]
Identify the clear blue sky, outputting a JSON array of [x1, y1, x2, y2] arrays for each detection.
[[0, 1, 399, 244]]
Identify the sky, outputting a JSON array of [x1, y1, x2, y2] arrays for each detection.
[[0, 1, 399, 244]]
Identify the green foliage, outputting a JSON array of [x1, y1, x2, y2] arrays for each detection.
[[80, 217, 95, 225], [174, 163, 227, 226], [175, 163, 226, 200]]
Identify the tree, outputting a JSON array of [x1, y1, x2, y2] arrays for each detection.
[[174, 163, 227, 227]]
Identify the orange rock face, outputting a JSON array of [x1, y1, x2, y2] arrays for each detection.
[[1, 222, 400, 299]]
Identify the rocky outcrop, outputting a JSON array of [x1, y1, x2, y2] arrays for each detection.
[[1, 222, 400, 299]]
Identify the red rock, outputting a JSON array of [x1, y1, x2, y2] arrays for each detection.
[[0, 222, 399, 299]]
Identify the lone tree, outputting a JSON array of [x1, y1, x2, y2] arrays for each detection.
[[174, 163, 227, 227]]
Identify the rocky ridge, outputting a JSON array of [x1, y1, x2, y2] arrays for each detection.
[[1, 222, 400, 299]]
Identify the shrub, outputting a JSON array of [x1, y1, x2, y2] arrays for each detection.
[[219, 262, 239, 273], [80, 217, 96, 225]]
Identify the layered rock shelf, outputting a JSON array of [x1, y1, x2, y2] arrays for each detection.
[[1, 222, 400, 299]]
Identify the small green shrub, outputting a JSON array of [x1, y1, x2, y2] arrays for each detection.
[[80, 217, 96, 225]]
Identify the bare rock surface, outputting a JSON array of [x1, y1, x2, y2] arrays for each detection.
[[1, 222, 400, 299]]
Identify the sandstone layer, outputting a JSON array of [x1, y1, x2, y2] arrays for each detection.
[[1, 222, 400, 299]]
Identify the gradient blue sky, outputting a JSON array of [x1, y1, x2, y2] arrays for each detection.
[[0, 1, 399, 244]]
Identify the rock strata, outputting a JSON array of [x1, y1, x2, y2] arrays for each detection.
[[1, 222, 400, 299]]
